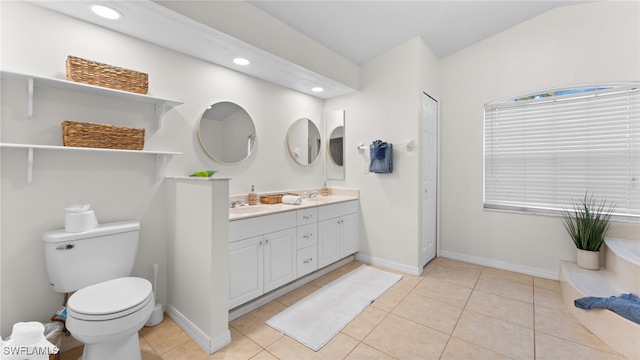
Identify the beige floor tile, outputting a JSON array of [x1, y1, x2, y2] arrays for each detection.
[[370, 286, 409, 312], [363, 314, 450, 359], [204, 328, 262, 360], [311, 261, 364, 287], [391, 273, 422, 292], [141, 336, 163, 360], [412, 276, 473, 308], [60, 345, 83, 360], [160, 338, 212, 360], [534, 286, 566, 312], [436, 257, 485, 274], [534, 277, 561, 292], [441, 337, 512, 360], [230, 301, 287, 348], [392, 293, 463, 334], [475, 275, 533, 304], [534, 306, 619, 354], [452, 310, 534, 359], [466, 290, 534, 329], [535, 332, 625, 360], [267, 332, 358, 360], [425, 263, 481, 288], [249, 350, 280, 360], [275, 282, 321, 306], [342, 305, 389, 341], [345, 342, 397, 360], [481, 267, 533, 285], [140, 317, 193, 355]]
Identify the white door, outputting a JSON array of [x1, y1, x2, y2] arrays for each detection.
[[339, 213, 359, 257], [318, 218, 340, 268], [421, 93, 438, 267]]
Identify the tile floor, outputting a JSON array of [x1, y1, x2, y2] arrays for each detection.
[[61, 258, 626, 359]]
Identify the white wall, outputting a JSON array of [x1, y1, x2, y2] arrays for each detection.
[[0, 1, 324, 337], [326, 37, 440, 274], [437, 1, 640, 278]]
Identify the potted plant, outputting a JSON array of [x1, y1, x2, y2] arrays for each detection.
[[562, 192, 616, 270]]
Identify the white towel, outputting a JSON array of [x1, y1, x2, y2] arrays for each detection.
[[282, 195, 302, 205]]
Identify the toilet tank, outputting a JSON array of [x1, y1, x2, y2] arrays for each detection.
[[42, 220, 140, 293]]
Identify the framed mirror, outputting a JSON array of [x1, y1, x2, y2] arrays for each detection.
[[325, 109, 345, 180], [197, 101, 256, 164], [287, 118, 321, 165]]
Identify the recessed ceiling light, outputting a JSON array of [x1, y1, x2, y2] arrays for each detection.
[[233, 58, 250, 66], [311, 87, 324, 93], [89, 4, 122, 20]]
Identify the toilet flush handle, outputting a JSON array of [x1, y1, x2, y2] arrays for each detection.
[[56, 243, 75, 250]]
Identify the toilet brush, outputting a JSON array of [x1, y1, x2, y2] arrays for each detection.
[[145, 264, 164, 327]]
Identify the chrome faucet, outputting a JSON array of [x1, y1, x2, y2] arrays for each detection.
[[230, 201, 244, 208]]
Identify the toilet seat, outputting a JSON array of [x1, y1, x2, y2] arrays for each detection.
[[68, 277, 153, 321]]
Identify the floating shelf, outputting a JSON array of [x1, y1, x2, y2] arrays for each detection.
[[0, 143, 183, 184], [0, 70, 183, 128]]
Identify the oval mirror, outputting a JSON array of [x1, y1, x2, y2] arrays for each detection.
[[197, 102, 256, 164], [328, 125, 344, 166], [286, 118, 321, 165]]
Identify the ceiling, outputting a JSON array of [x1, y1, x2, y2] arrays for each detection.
[[248, 1, 584, 64], [27, 0, 586, 99]]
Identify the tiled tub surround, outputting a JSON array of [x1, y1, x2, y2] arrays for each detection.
[[560, 238, 640, 359], [61, 258, 626, 359]]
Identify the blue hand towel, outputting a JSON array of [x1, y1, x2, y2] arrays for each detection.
[[574, 293, 640, 324], [369, 140, 393, 173]]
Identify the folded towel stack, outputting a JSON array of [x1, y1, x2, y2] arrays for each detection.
[[282, 195, 302, 205]]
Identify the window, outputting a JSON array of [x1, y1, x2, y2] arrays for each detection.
[[484, 84, 640, 221]]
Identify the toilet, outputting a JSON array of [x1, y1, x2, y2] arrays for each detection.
[[43, 220, 154, 360]]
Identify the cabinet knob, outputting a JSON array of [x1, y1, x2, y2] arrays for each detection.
[[303, 234, 312, 238], [303, 215, 313, 219], [303, 258, 313, 264]]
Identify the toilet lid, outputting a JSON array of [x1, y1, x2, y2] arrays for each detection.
[[68, 277, 152, 319]]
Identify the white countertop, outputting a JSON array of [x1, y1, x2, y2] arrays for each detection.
[[229, 193, 359, 221]]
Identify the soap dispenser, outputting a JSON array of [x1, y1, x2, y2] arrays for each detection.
[[248, 185, 258, 205], [321, 181, 330, 197]]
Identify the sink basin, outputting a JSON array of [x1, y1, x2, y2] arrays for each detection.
[[229, 206, 269, 215]]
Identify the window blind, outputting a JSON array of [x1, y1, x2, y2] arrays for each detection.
[[484, 85, 640, 220]]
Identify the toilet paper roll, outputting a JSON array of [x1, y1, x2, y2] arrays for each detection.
[[65, 211, 98, 233], [282, 195, 302, 205]]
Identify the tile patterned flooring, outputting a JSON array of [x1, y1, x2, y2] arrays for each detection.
[[61, 258, 626, 359]]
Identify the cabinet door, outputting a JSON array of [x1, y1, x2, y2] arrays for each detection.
[[229, 236, 264, 309], [318, 218, 340, 268], [340, 213, 359, 257], [263, 228, 297, 293]]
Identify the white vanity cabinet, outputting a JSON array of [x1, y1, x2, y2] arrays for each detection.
[[229, 212, 297, 309], [318, 201, 360, 268]]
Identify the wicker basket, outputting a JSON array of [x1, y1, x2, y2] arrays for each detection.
[[260, 194, 285, 204], [66, 56, 149, 94], [62, 121, 145, 150]]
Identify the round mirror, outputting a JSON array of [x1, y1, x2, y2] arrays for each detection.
[[328, 125, 344, 166], [286, 118, 321, 165], [197, 102, 256, 164]]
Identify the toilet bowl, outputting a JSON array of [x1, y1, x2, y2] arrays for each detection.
[[66, 277, 154, 360]]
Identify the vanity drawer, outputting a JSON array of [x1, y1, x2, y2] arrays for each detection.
[[296, 223, 317, 249], [297, 208, 318, 225], [229, 211, 296, 242], [318, 200, 359, 222], [297, 245, 318, 277]]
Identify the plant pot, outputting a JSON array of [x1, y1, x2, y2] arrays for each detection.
[[576, 249, 600, 270]]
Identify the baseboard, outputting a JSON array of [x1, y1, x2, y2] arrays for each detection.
[[166, 304, 231, 355], [439, 250, 559, 280], [355, 253, 422, 276]]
